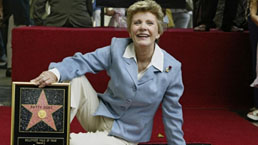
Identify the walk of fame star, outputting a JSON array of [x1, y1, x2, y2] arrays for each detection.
[[22, 90, 62, 131]]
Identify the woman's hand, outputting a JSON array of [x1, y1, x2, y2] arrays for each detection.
[[30, 71, 58, 88], [251, 15, 258, 26], [251, 76, 258, 88]]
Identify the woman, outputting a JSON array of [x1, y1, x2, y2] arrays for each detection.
[[248, 0, 258, 121], [31, 0, 186, 144]]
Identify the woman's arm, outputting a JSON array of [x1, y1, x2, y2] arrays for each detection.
[[162, 64, 186, 145], [250, 43, 258, 88], [31, 45, 112, 87], [250, 0, 258, 26], [48, 45, 112, 82]]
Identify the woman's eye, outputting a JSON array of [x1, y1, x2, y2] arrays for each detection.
[[134, 21, 141, 25], [147, 21, 154, 25]]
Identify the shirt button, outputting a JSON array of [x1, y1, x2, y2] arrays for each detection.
[[132, 86, 137, 92], [120, 106, 126, 110]]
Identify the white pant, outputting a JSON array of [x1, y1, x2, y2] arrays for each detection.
[[69, 76, 138, 145]]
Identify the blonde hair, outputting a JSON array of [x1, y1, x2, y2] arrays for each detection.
[[126, 0, 164, 35]]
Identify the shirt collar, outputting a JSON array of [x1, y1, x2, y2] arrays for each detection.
[[123, 43, 164, 72]]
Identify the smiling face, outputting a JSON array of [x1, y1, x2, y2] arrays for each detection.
[[129, 11, 160, 49]]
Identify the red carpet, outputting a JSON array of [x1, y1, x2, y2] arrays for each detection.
[[2, 106, 258, 145], [0, 106, 11, 145], [183, 109, 258, 145]]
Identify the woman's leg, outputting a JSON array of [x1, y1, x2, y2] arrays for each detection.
[[70, 131, 137, 145], [69, 75, 113, 132], [69, 76, 137, 145]]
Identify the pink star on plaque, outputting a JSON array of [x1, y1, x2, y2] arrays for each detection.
[[22, 90, 62, 131]]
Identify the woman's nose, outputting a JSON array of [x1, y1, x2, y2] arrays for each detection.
[[139, 23, 147, 30]]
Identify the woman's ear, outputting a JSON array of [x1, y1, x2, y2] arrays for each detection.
[[155, 33, 160, 40], [128, 32, 132, 38]]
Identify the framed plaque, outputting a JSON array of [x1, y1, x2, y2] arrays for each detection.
[[10, 82, 71, 145]]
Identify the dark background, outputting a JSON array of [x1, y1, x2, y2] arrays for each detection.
[[96, 0, 186, 9]]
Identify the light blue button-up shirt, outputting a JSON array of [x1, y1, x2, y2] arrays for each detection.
[[123, 42, 164, 80]]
